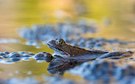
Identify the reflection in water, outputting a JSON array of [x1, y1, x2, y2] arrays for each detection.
[[0, 0, 135, 83]]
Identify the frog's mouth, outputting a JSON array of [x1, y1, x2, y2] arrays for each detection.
[[47, 40, 69, 56]]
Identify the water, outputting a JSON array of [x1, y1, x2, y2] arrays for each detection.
[[0, 0, 135, 84]]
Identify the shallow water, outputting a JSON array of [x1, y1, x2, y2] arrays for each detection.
[[0, 0, 135, 83]]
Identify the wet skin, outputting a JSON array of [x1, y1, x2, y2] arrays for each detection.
[[47, 51, 134, 75], [46, 39, 134, 75], [47, 39, 108, 57]]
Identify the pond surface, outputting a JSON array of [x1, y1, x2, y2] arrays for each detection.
[[0, 0, 135, 83]]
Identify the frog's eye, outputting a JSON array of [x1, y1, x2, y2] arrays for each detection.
[[59, 39, 65, 45]]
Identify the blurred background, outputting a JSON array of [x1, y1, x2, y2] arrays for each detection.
[[0, 0, 135, 83], [0, 0, 135, 38]]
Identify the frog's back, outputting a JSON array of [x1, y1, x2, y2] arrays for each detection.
[[65, 43, 108, 56]]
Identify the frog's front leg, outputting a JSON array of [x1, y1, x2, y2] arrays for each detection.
[[96, 51, 134, 60]]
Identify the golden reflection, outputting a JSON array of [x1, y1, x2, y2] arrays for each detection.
[[0, 0, 135, 81]]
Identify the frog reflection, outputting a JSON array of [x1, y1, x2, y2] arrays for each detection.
[[45, 39, 134, 75]]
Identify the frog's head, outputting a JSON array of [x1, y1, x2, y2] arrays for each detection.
[[47, 39, 68, 55]]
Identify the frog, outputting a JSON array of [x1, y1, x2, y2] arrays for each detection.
[[46, 51, 134, 75], [47, 38, 109, 57], [46, 39, 134, 75]]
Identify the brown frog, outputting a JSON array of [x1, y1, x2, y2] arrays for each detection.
[[46, 51, 134, 75], [46, 39, 134, 75], [47, 39, 108, 57]]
